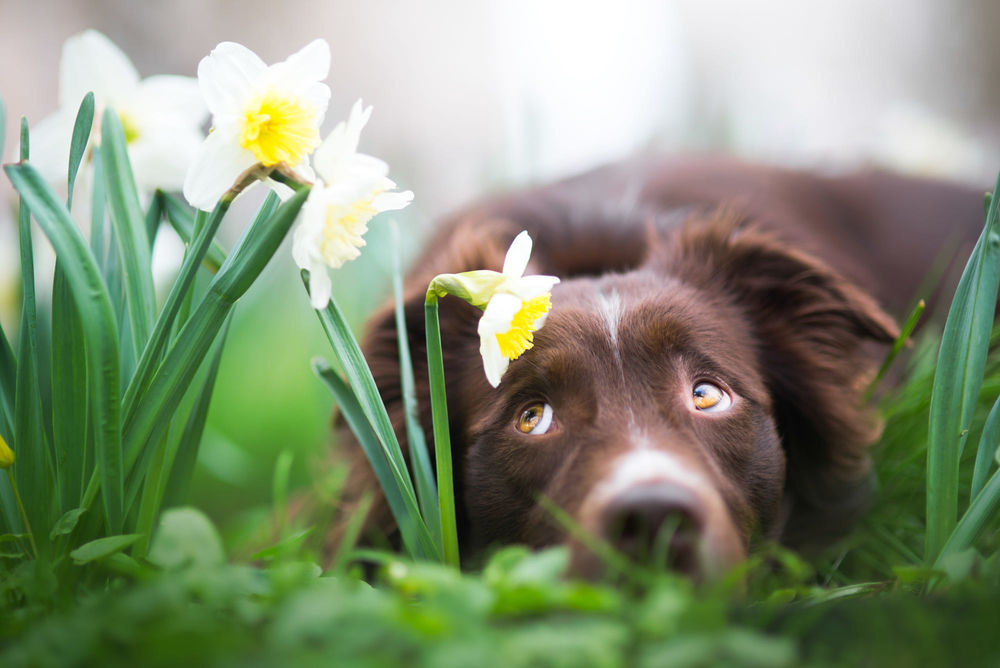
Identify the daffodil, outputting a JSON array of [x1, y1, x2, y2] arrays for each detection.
[[183, 39, 332, 211], [427, 231, 559, 387], [292, 100, 414, 309], [29, 29, 207, 195], [0, 434, 13, 469]]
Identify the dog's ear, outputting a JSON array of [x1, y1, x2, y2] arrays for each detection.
[[324, 218, 515, 561], [664, 213, 899, 548]]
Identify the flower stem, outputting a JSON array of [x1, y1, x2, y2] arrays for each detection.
[[8, 469, 38, 559], [424, 294, 460, 568]]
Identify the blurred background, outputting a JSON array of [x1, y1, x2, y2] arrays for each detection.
[[1, 0, 998, 543]]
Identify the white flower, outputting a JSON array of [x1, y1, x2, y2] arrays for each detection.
[[183, 39, 331, 211], [28, 29, 207, 194], [475, 232, 559, 387], [292, 100, 413, 309]]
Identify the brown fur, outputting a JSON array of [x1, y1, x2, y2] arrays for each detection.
[[325, 156, 986, 576]]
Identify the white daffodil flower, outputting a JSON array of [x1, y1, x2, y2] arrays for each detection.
[[183, 39, 332, 211], [475, 232, 559, 387], [427, 231, 559, 387], [28, 29, 207, 195], [292, 100, 413, 309]]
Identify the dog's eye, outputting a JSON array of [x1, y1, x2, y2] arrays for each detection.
[[691, 382, 732, 413], [517, 402, 555, 435]]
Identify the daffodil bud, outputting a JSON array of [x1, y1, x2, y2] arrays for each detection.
[[0, 435, 14, 469], [426, 270, 507, 308]]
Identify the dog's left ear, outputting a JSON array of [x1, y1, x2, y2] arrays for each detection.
[[663, 214, 899, 548]]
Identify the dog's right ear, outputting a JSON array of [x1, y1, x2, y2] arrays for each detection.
[[661, 212, 899, 549]]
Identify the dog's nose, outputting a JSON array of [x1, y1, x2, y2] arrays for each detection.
[[599, 484, 704, 573]]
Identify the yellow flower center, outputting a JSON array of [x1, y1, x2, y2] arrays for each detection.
[[239, 91, 320, 167], [495, 294, 552, 360], [118, 112, 141, 144], [319, 195, 380, 268]]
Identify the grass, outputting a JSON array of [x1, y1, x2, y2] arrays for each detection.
[[2, 85, 1000, 665]]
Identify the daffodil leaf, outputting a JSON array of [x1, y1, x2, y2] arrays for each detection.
[[13, 118, 54, 558], [70, 533, 143, 564], [926, 170, 1000, 561], [101, 108, 156, 364], [121, 189, 307, 503], [49, 507, 87, 540], [162, 315, 230, 508], [0, 318, 14, 448], [159, 191, 228, 272], [5, 161, 123, 535], [67, 91, 94, 211]]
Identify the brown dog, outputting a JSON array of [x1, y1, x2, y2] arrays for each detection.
[[331, 156, 987, 578]]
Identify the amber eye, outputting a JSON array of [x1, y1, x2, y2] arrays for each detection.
[[691, 382, 732, 413], [517, 402, 555, 435]]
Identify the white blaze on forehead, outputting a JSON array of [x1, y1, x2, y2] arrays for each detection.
[[596, 289, 625, 345]]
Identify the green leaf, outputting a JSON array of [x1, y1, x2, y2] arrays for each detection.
[[312, 359, 414, 553], [100, 108, 155, 362], [49, 507, 86, 540], [5, 162, 123, 534], [160, 191, 229, 272], [425, 298, 460, 567], [971, 395, 1000, 501], [390, 221, 440, 546], [937, 467, 1000, 566], [162, 315, 231, 508], [0, 321, 15, 446], [14, 118, 55, 558], [70, 533, 143, 564], [51, 265, 89, 506], [121, 188, 308, 501], [309, 285, 439, 561], [67, 92, 94, 210], [926, 171, 1000, 562]]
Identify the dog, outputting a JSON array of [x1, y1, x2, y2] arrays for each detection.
[[329, 155, 987, 579]]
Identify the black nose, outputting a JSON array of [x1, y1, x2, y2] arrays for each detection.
[[599, 484, 704, 573]]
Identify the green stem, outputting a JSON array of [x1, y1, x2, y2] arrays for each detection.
[[7, 469, 37, 559], [424, 294, 460, 568]]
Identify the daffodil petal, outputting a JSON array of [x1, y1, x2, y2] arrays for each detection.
[[504, 274, 560, 301], [198, 42, 266, 117], [480, 335, 509, 388], [313, 101, 374, 182], [27, 111, 74, 182], [502, 230, 533, 278], [307, 260, 333, 309], [129, 125, 205, 193], [182, 128, 257, 210], [280, 38, 332, 87], [130, 75, 207, 127], [59, 30, 139, 109], [478, 292, 522, 336], [373, 189, 414, 212]]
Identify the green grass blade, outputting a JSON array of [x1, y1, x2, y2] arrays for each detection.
[[312, 359, 420, 558], [120, 189, 309, 501], [13, 119, 54, 558], [936, 467, 1000, 566], [390, 221, 441, 546], [425, 299, 460, 568], [971, 395, 1000, 502], [0, 322, 15, 446], [162, 316, 231, 508], [67, 92, 94, 211], [143, 192, 163, 252], [926, 175, 1000, 563], [121, 198, 232, 428], [309, 282, 440, 561], [51, 266, 89, 507], [100, 108, 155, 361], [89, 146, 107, 267], [5, 162, 123, 535], [865, 299, 925, 401], [160, 191, 230, 273]]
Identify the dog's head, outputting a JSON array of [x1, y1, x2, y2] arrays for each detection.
[[340, 209, 897, 579]]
